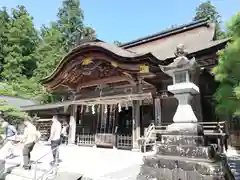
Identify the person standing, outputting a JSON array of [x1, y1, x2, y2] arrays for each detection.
[[48, 115, 62, 165], [21, 120, 38, 170], [1, 121, 17, 159], [61, 121, 69, 145]]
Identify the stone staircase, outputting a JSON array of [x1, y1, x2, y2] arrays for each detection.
[[4, 167, 50, 180], [138, 131, 235, 180], [0, 159, 56, 180], [228, 157, 240, 180], [1, 166, 82, 180]]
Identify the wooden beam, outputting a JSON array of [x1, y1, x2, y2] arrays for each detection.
[[76, 76, 127, 88]]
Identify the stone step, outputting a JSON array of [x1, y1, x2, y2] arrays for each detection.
[[156, 144, 212, 160], [227, 157, 240, 180], [54, 172, 83, 180], [161, 135, 204, 146], [143, 154, 217, 174], [4, 166, 54, 180]]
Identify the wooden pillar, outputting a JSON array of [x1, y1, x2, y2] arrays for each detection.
[[154, 93, 161, 126], [68, 104, 77, 144], [132, 78, 142, 151], [132, 100, 141, 150]]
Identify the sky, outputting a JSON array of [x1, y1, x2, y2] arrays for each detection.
[[0, 0, 239, 43]]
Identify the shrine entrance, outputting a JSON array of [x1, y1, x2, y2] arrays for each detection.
[[74, 92, 152, 148], [39, 40, 157, 150]]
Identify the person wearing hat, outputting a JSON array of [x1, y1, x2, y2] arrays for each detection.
[[1, 121, 17, 159]]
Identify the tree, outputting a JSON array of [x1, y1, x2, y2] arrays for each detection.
[[1, 5, 39, 81], [34, 23, 66, 79], [193, 0, 225, 39], [31, 0, 97, 104], [0, 7, 10, 80], [113, 41, 122, 46], [0, 99, 31, 125], [34, 0, 97, 85], [0, 1, 97, 104], [57, 0, 96, 51], [212, 13, 240, 116]]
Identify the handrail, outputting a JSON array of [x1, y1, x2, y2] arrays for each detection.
[[142, 123, 156, 153], [0, 145, 59, 180], [32, 145, 59, 180], [32, 145, 59, 166]]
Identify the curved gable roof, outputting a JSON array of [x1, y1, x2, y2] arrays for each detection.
[[40, 19, 229, 86], [40, 39, 158, 84]]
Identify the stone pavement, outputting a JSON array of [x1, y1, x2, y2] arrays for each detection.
[[3, 142, 144, 179], [225, 147, 240, 180], [228, 157, 240, 180]]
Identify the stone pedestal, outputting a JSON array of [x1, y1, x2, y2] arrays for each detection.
[[137, 134, 228, 180], [166, 82, 199, 134]]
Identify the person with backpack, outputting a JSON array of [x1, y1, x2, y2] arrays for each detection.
[[21, 120, 38, 170], [1, 121, 17, 159]]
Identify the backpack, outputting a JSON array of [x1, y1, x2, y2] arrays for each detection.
[[6, 125, 17, 137]]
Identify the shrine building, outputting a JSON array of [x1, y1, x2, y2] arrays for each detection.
[[21, 18, 230, 149]]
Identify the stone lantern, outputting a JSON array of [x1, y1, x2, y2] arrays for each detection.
[[159, 44, 199, 133]]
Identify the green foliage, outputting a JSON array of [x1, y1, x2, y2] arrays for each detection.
[[1, 5, 39, 81], [34, 0, 96, 85], [0, 99, 31, 125], [193, 0, 225, 39], [57, 0, 96, 51], [0, 7, 10, 81], [34, 23, 66, 79], [113, 41, 122, 46], [0, 1, 96, 104], [213, 13, 240, 116]]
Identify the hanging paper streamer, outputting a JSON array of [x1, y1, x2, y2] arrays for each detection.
[[125, 102, 128, 110], [86, 105, 89, 113], [97, 104, 100, 113], [80, 105, 83, 114], [118, 103, 121, 112], [104, 104, 108, 114], [80, 105, 82, 113], [109, 104, 113, 114], [92, 105, 95, 114]]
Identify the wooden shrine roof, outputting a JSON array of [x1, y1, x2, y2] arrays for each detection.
[[120, 18, 214, 48], [40, 18, 229, 92]]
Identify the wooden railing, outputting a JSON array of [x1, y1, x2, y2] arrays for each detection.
[[153, 121, 227, 153], [77, 134, 95, 146], [138, 123, 156, 153], [116, 134, 132, 149], [76, 133, 133, 150]]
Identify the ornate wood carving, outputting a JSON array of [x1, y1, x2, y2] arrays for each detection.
[[48, 59, 136, 91]]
